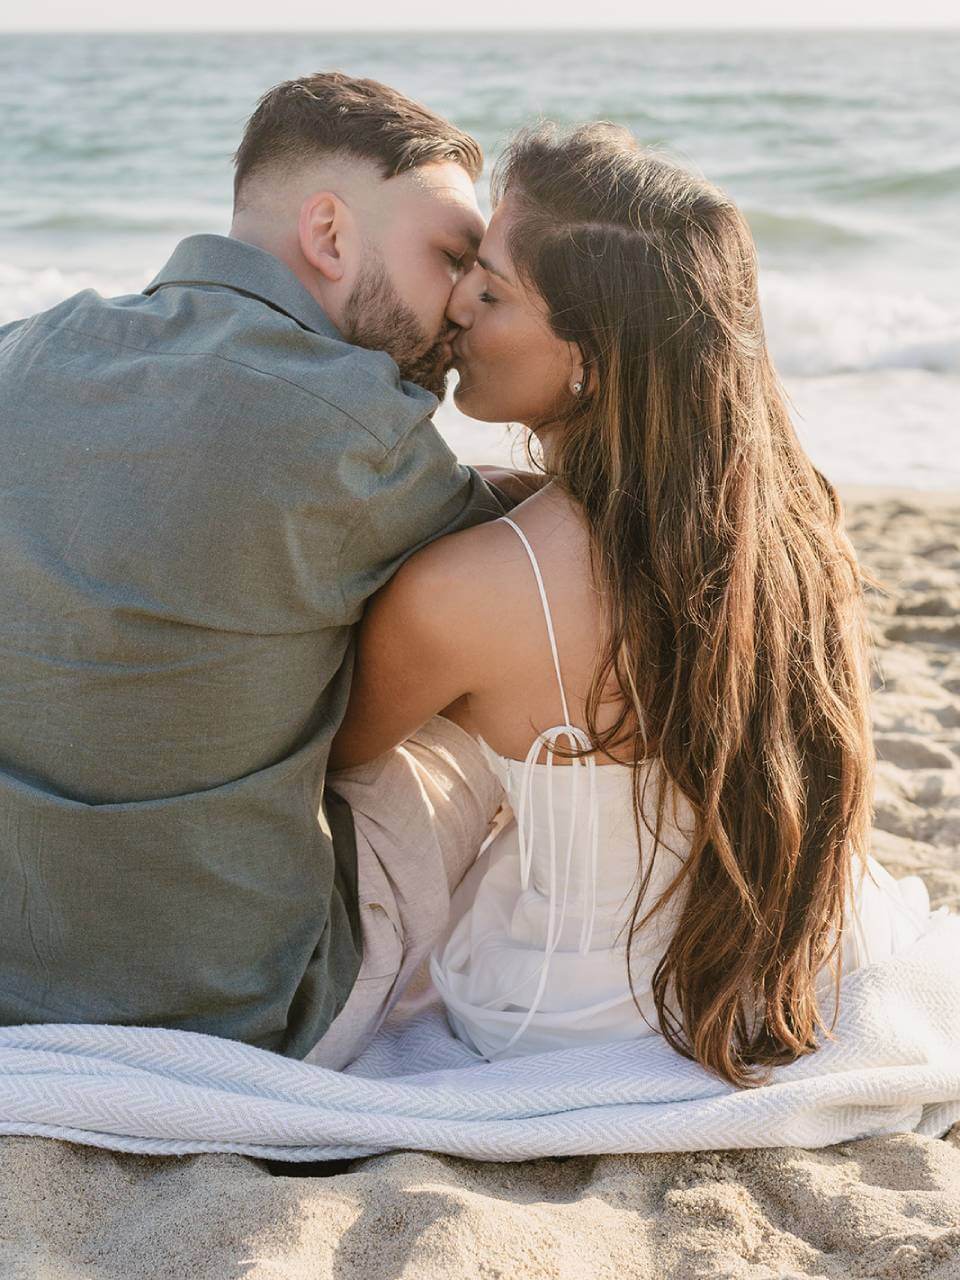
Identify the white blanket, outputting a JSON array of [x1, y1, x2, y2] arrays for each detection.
[[1, 915, 958, 1163]]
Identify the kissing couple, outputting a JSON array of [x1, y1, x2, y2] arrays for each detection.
[[0, 72, 933, 1087]]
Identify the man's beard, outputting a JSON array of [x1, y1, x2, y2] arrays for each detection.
[[342, 258, 451, 398]]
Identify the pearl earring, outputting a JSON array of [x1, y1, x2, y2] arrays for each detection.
[[573, 381, 583, 395]]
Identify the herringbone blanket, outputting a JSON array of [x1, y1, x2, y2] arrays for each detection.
[[1, 915, 958, 1163]]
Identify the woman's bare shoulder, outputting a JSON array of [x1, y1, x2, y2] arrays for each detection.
[[390, 524, 517, 658], [403, 487, 580, 586], [416, 508, 516, 565], [387, 486, 583, 617], [393, 512, 516, 604]]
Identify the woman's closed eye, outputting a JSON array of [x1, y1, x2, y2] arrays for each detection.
[[478, 290, 498, 305]]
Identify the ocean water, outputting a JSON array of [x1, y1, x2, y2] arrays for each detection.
[[2, 31, 958, 487]]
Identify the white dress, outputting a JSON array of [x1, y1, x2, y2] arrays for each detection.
[[430, 516, 934, 1060]]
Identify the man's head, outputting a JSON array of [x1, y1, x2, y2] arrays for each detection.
[[230, 73, 486, 395]]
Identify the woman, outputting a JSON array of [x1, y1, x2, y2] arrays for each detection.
[[329, 122, 931, 1086]]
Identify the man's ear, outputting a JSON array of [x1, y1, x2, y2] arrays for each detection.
[[298, 192, 349, 283]]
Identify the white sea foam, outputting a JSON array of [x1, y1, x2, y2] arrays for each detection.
[[760, 272, 960, 378], [2, 259, 957, 491], [0, 262, 150, 328], [436, 370, 960, 492], [4, 259, 957, 381]]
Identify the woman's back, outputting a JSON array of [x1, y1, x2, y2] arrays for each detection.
[[429, 486, 931, 1060], [438, 483, 635, 765], [430, 487, 700, 1057]]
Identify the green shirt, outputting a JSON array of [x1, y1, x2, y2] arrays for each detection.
[[0, 234, 505, 1056]]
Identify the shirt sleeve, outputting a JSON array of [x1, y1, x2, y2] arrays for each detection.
[[336, 413, 510, 621]]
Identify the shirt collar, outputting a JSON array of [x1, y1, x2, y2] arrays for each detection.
[[145, 234, 343, 339]]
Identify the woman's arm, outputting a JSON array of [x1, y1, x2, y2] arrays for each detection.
[[329, 534, 483, 770]]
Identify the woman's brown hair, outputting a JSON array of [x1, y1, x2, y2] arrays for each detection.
[[493, 123, 874, 1087]]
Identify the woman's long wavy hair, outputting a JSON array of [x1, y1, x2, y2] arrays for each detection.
[[494, 123, 874, 1087]]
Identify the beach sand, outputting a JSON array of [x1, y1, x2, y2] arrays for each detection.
[[1, 488, 958, 1280]]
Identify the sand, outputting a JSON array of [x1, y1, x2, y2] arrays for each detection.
[[1, 487, 959, 1280]]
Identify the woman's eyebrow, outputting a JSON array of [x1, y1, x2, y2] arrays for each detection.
[[477, 255, 513, 284]]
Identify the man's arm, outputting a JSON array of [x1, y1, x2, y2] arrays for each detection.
[[335, 416, 517, 617], [472, 464, 548, 507]]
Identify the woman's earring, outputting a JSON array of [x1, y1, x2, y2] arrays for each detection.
[[573, 381, 583, 395]]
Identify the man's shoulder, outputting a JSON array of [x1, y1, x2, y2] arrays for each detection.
[[190, 291, 438, 449], [203, 292, 443, 454], [10, 282, 438, 456], [280, 334, 439, 453]]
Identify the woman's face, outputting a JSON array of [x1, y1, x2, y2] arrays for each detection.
[[445, 195, 583, 428]]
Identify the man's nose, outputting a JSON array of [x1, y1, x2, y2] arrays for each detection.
[[445, 274, 473, 331]]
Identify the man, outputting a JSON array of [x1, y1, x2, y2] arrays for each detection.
[[0, 73, 518, 1064]]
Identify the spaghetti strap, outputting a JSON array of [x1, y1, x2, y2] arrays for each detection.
[[489, 515, 601, 1056], [499, 517, 572, 728], [440, 514, 604, 1054]]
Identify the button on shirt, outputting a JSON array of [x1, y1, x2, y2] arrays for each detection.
[[0, 234, 506, 1056]]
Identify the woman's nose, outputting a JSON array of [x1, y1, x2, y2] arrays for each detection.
[[445, 272, 474, 331]]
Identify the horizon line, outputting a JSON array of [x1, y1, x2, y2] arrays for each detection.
[[4, 24, 960, 34]]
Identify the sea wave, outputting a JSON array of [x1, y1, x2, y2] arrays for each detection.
[[0, 262, 150, 327], [1, 259, 958, 382], [2, 198, 228, 236], [819, 164, 960, 202], [438, 370, 960, 490], [9, 212, 205, 235], [744, 209, 868, 251], [677, 89, 864, 110], [760, 273, 960, 377]]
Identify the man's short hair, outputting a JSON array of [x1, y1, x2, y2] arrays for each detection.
[[233, 71, 483, 206]]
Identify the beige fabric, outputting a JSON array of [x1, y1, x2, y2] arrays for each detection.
[[304, 716, 504, 1071]]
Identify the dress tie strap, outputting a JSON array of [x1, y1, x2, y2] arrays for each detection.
[[483, 518, 602, 1055]]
